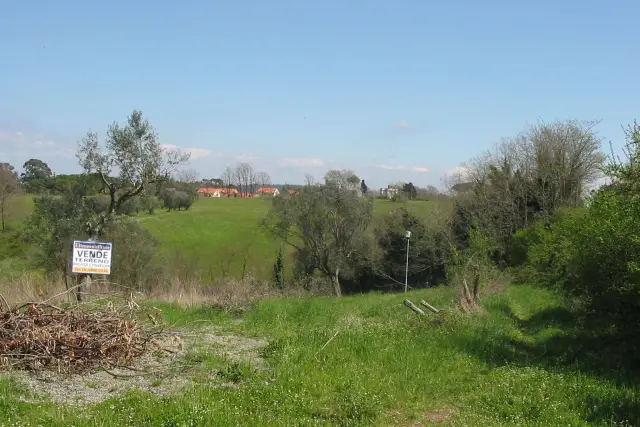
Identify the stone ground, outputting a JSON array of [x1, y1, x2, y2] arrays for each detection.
[[2, 326, 268, 406]]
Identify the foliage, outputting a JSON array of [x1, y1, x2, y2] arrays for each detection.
[[102, 218, 163, 291], [24, 191, 93, 278], [371, 206, 448, 289], [77, 109, 189, 236], [263, 183, 373, 295], [272, 245, 285, 289], [0, 163, 20, 231], [160, 188, 195, 211], [20, 159, 53, 194]]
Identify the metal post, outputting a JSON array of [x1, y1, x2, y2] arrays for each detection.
[[405, 234, 410, 293]]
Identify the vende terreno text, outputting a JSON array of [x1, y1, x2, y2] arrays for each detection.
[[72, 241, 113, 275]]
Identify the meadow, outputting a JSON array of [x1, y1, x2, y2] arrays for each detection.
[[1, 195, 448, 280], [0, 284, 637, 426]]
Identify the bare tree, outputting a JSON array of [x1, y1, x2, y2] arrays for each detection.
[[177, 168, 200, 184], [0, 164, 19, 231], [256, 171, 271, 194], [452, 119, 605, 260], [234, 163, 254, 197], [304, 174, 315, 187], [221, 166, 234, 190]]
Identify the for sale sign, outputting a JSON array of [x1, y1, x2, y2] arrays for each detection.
[[72, 241, 112, 275]]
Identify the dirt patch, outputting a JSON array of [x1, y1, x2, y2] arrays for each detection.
[[2, 326, 269, 406], [423, 407, 456, 423]]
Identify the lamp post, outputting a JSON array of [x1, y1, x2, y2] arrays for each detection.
[[404, 230, 411, 293]]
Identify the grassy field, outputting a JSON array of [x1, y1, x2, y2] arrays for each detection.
[[141, 196, 447, 279], [1, 195, 448, 280], [1, 284, 637, 426]]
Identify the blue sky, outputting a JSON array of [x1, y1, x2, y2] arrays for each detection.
[[0, 0, 638, 189]]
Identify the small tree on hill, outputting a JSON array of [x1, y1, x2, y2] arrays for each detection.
[[263, 183, 373, 296], [77, 109, 190, 237]]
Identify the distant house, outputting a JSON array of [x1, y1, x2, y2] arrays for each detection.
[[256, 187, 280, 197], [379, 186, 399, 199], [287, 189, 299, 196], [197, 187, 238, 198]]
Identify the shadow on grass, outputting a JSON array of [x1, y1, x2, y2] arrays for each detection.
[[460, 301, 640, 425]]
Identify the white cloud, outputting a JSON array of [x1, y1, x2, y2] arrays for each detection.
[[280, 157, 324, 167], [376, 164, 408, 170], [412, 167, 428, 173], [33, 140, 55, 147], [394, 121, 413, 129], [160, 144, 213, 161], [184, 147, 211, 160], [236, 153, 260, 162], [15, 131, 24, 138]]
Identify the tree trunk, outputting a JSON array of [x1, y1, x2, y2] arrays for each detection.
[[332, 267, 342, 297], [472, 267, 481, 303], [77, 274, 92, 302]]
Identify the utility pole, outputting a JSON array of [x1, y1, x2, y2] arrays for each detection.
[[405, 230, 411, 293]]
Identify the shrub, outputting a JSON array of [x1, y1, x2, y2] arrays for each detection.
[[102, 218, 163, 291]]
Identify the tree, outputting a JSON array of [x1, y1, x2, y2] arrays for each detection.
[[453, 119, 605, 262], [177, 168, 200, 184], [77, 109, 190, 237], [263, 183, 373, 296], [20, 159, 53, 193], [304, 174, 315, 187], [372, 207, 448, 288], [71, 110, 189, 301], [234, 163, 255, 197], [360, 179, 368, 197], [256, 171, 271, 190], [0, 163, 19, 231], [402, 182, 417, 199], [221, 166, 234, 192], [21, 158, 52, 182], [324, 169, 360, 192]]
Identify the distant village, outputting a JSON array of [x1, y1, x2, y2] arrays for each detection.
[[196, 183, 438, 200]]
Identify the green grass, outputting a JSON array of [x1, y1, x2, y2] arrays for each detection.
[[1, 284, 638, 426], [138, 196, 447, 280], [0, 194, 448, 280]]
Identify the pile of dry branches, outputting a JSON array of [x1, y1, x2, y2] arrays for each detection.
[[0, 299, 161, 372]]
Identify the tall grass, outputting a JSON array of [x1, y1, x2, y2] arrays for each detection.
[[1, 284, 637, 426]]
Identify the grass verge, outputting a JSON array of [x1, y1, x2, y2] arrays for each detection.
[[1, 284, 638, 426]]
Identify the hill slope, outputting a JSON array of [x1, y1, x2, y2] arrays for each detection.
[[1, 284, 637, 426]]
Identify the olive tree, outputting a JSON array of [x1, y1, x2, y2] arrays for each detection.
[[77, 109, 189, 236], [263, 183, 373, 296], [67, 110, 189, 299]]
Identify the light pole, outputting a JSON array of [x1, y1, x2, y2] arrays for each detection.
[[404, 230, 411, 293]]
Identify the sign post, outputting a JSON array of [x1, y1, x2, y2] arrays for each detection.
[[72, 241, 112, 275], [404, 231, 411, 293]]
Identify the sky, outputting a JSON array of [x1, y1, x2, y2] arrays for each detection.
[[0, 0, 638, 189]]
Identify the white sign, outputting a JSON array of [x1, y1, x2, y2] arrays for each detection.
[[72, 241, 112, 275]]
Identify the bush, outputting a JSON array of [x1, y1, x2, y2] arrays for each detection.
[[140, 195, 162, 214], [515, 188, 640, 328], [374, 206, 448, 288], [117, 197, 140, 216], [85, 195, 110, 215], [160, 188, 195, 211], [102, 218, 163, 291]]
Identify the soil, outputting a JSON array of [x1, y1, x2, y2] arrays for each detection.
[[2, 326, 268, 406]]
